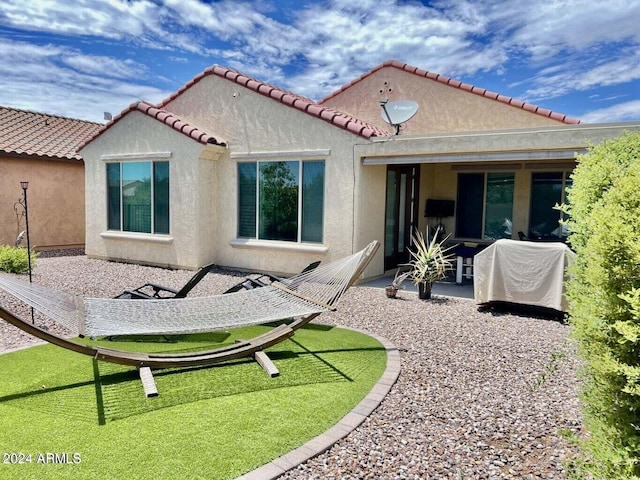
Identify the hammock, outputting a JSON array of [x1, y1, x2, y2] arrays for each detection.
[[0, 242, 378, 338], [0, 242, 378, 337], [0, 242, 379, 396]]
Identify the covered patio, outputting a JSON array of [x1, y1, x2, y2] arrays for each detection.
[[356, 121, 640, 276]]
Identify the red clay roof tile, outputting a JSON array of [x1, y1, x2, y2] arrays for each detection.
[[306, 104, 324, 116], [156, 65, 390, 139], [82, 65, 390, 150], [77, 101, 226, 152], [320, 59, 581, 125], [0, 106, 102, 161]]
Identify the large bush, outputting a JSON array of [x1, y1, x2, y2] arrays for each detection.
[[0, 245, 37, 274], [565, 131, 640, 478]]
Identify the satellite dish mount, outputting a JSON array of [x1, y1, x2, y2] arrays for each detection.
[[380, 99, 419, 135]]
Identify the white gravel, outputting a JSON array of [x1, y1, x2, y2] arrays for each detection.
[[0, 253, 583, 479]]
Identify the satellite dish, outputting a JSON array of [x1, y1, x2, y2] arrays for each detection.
[[380, 100, 419, 134]]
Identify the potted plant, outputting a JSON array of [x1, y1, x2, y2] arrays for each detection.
[[385, 269, 410, 298], [404, 228, 455, 300]]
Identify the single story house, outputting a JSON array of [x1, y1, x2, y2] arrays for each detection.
[[78, 60, 640, 278], [0, 106, 101, 250]]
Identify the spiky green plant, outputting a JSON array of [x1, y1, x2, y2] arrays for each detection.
[[404, 228, 455, 287]]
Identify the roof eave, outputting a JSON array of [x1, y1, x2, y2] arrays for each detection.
[[0, 149, 83, 162], [78, 101, 226, 152]]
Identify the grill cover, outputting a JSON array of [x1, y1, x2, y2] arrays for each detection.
[[473, 239, 575, 312]]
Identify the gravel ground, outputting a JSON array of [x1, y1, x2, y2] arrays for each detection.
[[0, 253, 583, 479]]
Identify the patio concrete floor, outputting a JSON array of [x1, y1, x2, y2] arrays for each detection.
[[360, 275, 474, 300]]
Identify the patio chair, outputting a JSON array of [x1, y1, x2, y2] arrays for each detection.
[[223, 260, 321, 293], [115, 263, 216, 300]]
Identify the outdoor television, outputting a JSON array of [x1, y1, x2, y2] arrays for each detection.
[[424, 199, 455, 218]]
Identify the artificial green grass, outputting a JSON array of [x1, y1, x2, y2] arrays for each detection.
[[0, 323, 386, 480]]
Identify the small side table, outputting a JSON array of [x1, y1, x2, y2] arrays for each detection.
[[454, 245, 479, 285]]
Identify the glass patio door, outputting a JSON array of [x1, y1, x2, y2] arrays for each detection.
[[384, 165, 419, 271]]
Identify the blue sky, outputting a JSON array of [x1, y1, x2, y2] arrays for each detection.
[[0, 0, 639, 124]]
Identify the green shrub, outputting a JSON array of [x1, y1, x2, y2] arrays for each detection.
[[0, 245, 38, 274], [564, 131, 640, 479]]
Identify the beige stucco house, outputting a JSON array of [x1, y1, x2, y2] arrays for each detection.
[[78, 60, 640, 278], [0, 107, 101, 250]]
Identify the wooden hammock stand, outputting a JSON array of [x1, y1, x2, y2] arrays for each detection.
[[0, 242, 378, 397]]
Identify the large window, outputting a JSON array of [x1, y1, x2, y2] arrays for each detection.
[[456, 172, 514, 240], [106, 161, 169, 234], [529, 171, 572, 240], [238, 160, 325, 243]]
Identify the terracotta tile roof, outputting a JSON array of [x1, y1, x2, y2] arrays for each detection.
[[320, 60, 582, 125], [0, 106, 102, 161], [158, 65, 390, 139], [78, 101, 226, 152]]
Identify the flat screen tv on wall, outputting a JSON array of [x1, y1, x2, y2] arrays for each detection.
[[424, 199, 455, 218]]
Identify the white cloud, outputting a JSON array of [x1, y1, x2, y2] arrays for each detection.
[[522, 50, 640, 101], [0, 0, 198, 52], [63, 55, 147, 79], [268, 0, 507, 98], [484, 0, 640, 60], [164, 0, 267, 39], [0, 0, 638, 121], [0, 0, 152, 38], [0, 39, 171, 122], [580, 99, 640, 123]]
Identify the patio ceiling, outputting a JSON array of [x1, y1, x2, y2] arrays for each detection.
[[361, 148, 585, 165]]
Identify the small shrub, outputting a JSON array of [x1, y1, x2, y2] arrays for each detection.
[[0, 245, 38, 274], [564, 131, 640, 479]]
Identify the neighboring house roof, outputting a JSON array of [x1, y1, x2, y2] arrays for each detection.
[[78, 100, 227, 152], [158, 65, 390, 139], [320, 60, 581, 125], [0, 106, 102, 161]]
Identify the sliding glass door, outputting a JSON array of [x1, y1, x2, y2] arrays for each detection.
[[384, 165, 420, 270]]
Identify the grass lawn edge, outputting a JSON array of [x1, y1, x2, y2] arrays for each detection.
[[237, 326, 401, 480], [0, 324, 400, 480]]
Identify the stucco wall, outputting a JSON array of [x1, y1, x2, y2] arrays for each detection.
[[352, 162, 387, 276], [0, 155, 85, 249], [81, 77, 386, 275], [418, 163, 456, 236], [322, 66, 567, 135], [163, 75, 380, 275], [81, 111, 219, 269], [81, 75, 637, 279]]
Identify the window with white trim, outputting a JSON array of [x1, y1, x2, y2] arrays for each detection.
[[106, 161, 169, 234], [238, 160, 325, 242]]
